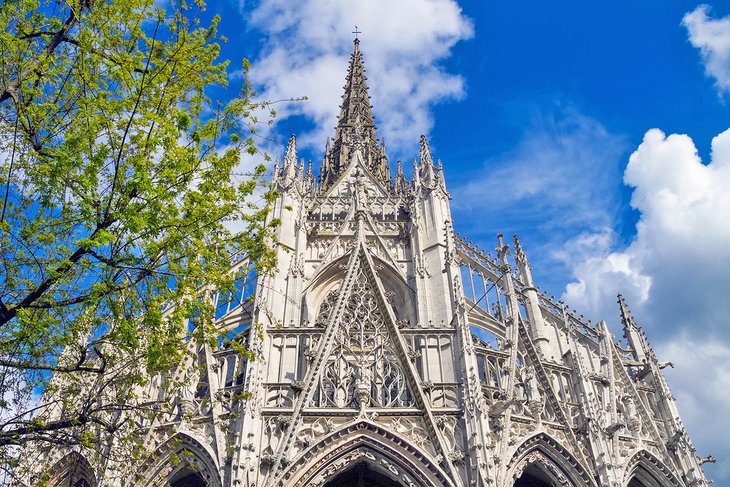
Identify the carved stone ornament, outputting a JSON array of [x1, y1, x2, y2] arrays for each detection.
[[414, 254, 431, 278], [512, 451, 570, 486], [289, 253, 306, 277], [310, 261, 414, 409]]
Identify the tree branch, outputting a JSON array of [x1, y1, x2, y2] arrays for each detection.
[[0, 5, 85, 105], [0, 218, 113, 327]]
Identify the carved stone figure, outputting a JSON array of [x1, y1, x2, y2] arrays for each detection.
[[523, 365, 542, 404], [621, 391, 642, 434], [180, 364, 201, 416]]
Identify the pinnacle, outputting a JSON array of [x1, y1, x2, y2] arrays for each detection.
[[513, 233, 526, 266], [419, 135, 435, 182], [282, 134, 298, 182], [617, 293, 634, 325], [320, 39, 388, 190]]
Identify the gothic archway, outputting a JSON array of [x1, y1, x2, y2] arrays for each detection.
[[142, 433, 221, 487], [48, 452, 96, 487], [506, 433, 596, 487], [514, 462, 563, 486], [322, 460, 405, 487], [623, 450, 682, 487], [303, 252, 416, 327], [275, 420, 454, 487], [168, 468, 207, 487]]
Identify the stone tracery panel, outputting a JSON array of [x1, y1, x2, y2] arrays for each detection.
[[309, 264, 414, 409]]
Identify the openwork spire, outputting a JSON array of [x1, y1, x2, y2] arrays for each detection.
[[337, 39, 375, 132], [320, 39, 389, 189]]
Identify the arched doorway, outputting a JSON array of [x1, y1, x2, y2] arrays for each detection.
[[322, 461, 404, 487], [506, 433, 595, 487], [48, 452, 95, 487], [279, 421, 453, 487], [513, 463, 559, 486], [141, 434, 221, 487], [625, 465, 666, 487], [168, 467, 207, 487], [56, 480, 91, 487], [623, 451, 683, 487]]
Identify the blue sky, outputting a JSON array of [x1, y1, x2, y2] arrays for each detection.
[[207, 0, 730, 482]]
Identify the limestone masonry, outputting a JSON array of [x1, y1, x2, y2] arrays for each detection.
[[39, 39, 710, 487]]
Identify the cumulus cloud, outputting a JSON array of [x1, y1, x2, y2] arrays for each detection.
[[563, 127, 730, 482], [243, 0, 473, 157], [683, 5, 730, 95], [564, 128, 730, 336], [657, 337, 730, 481]]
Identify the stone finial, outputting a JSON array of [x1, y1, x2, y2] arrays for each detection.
[[617, 293, 656, 363], [395, 159, 407, 193], [319, 138, 331, 186], [419, 135, 435, 183], [513, 233, 526, 266], [282, 134, 297, 183], [412, 159, 421, 186], [272, 157, 280, 184], [298, 158, 305, 180]]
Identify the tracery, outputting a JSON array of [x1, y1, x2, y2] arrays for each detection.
[[311, 261, 413, 408]]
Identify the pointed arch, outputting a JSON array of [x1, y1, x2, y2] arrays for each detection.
[[275, 420, 455, 487], [48, 452, 96, 487], [141, 432, 221, 487], [302, 252, 350, 323], [506, 432, 596, 487], [303, 250, 415, 326], [622, 450, 682, 487]]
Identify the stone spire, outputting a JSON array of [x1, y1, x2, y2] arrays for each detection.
[[618, 293, 654, 363], [282, 134, 298, 184], [320, 39, 389, 189], [419, 135, 435, 184]]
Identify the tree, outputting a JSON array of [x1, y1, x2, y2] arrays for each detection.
[[0, 0, 278, 482]]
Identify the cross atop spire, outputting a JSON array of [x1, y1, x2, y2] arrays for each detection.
[[352, 25, 362, 41], [319, 39, 389, 189]]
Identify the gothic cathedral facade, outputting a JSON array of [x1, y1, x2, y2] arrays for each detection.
[[37, 40, 710, 487]]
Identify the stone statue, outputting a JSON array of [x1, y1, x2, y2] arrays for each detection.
[[523, 365, 542, 403], [180, 364, 201, 416]]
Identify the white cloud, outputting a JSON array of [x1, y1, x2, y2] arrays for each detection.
[[563, 127, 730, 483], [564, 128, 730, 336], [450, 106, 628, 290], [454, 107, 626, 228], [683, 5, 730, 95], [657, 337, 730, 481], [243, 0, 473, 158]]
